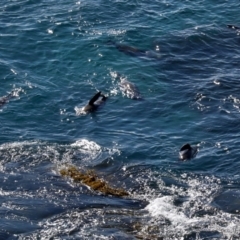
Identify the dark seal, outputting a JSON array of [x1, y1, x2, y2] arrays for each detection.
[[116, 73, 142, 100], [83, 91, 107, 112], [227, 25, 240, 30], [179, 143, 198, 160], [0, 92, 14, 108], [107, 40, 161, 59]]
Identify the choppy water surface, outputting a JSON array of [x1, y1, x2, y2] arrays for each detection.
[[1, 0, 240, 239]]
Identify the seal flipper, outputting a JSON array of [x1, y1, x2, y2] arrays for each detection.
[[100, 93, 107, 101], [88, 91, 101, 105], [83, 91, 107, 113], [94, 93, 107, 106]]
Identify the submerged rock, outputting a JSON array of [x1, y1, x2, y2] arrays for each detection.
[[212, 189, 240, 214]]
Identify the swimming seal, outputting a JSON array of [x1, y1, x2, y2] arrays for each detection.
[[0, 92, 14, 108], [179, 143, 198, 160], [116, 73, 142, 100], [107, 40, 161, 59], [227, 25, 240, 30], [83, 91, 107, 112]]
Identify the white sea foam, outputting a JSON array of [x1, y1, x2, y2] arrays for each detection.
[[71, 139, 101, 153], [0, 140, 39, 150], [0, 139, 119, 167], [70, 139, 120, 161], [146, 196, 198, 226], [144, 174, 240, 238], [47, 29, 53, 34]]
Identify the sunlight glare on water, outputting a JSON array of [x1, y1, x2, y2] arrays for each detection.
[[0, 0, 240, 239]]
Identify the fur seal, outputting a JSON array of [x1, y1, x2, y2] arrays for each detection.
[[116, 73, 142, 100], [227, 25, 240, 30], [179, 143, 198, 160], [107, 40, 161, 59], [83, 91, 107, 112], [0, 92, 14, 108]]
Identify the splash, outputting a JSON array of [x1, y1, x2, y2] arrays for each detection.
[[74, 106, 87, 115], [143, 174, 240, 239]]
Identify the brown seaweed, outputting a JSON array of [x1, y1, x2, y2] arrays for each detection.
[[60, 165, 129, 197]]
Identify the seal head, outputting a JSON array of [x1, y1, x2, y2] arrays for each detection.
[[179, 143, 198, 160]]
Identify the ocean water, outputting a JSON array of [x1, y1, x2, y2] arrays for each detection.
[[1, 0, 240, 239]]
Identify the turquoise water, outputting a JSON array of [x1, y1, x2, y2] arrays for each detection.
[[1, 0, 240, 239]]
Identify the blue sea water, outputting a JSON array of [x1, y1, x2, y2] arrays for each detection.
[[1, 0, 240, 239]]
